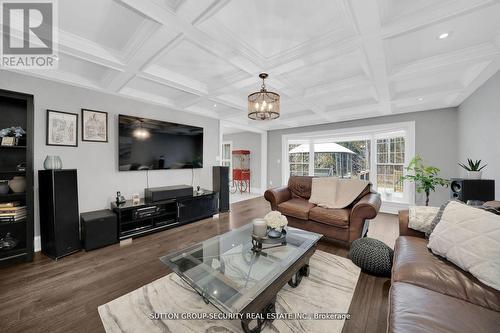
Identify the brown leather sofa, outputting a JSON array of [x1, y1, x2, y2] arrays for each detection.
[[388, 211, 500, 333], [264, 176, 381, 246]]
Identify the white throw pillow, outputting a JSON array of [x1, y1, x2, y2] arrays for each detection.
[[428, 201, 500, 290]]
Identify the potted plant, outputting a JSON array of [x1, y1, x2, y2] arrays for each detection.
[[459, 159, 486, 180], [401, 155, 449, 206], [0, 126, 26, 146]]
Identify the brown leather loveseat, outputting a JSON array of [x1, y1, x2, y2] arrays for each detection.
[[388, 211, 500, 333], [264, 176, 381, 246]]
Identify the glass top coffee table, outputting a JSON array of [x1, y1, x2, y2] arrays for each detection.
[[160, 224, 322, 333]]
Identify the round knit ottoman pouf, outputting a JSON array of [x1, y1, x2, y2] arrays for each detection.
[[349, 237, 394, 277]]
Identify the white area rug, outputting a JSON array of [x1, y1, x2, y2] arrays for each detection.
[[98, 250, 360, 333]]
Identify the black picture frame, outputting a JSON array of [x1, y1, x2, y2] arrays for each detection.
[[81, 108, 108, 142], [46, 109, 78, 147]]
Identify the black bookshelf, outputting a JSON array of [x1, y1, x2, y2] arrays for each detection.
[[0, 89, 34, 267]]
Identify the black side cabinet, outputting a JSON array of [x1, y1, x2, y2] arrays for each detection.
[[178, 191, 218, 224], [38, 169, 80, 259]]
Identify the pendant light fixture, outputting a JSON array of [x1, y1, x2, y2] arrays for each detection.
[[248, 73, 280, 120]]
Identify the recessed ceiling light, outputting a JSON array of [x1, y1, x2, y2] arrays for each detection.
[[438, 32, 450, 40], [418, 97, 424, 101], [213, 104, 217, 107]]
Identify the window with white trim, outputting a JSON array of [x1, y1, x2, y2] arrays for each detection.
[[288, 142, 309, 176], [376, 136, 405, 200], [282, 122, 415, 204]]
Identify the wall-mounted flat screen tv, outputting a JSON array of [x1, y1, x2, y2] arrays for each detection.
[[119, 115, 203, 171]]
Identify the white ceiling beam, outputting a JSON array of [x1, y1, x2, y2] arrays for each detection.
[[325, 102, 380, 117], [453, 57, 500, 105], [220, 120, 268, 134], [105, 26, 182, 92], [391, 42, 500, 79], [348, 0, 392, 114], [304, 75, 372, 98], [120, 0, 262, 75], [381, 0, 497, 39]]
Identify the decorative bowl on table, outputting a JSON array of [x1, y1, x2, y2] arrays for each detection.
[[251, 212, 289, 252]]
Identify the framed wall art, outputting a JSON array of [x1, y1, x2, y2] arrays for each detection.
[[81, 109, 108, 142], [46, 110, 78, 147]]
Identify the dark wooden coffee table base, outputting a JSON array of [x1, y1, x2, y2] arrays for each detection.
[[239, 244, 317, 333]]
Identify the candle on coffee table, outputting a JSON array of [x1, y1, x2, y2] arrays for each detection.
[[252, 218, 267, 238]]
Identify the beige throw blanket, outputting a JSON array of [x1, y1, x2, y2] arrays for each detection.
[[309, 177, 370, 209], [408, 206, 440, 234]]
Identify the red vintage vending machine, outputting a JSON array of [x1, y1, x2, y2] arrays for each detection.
[[231, 150, 250, 193]]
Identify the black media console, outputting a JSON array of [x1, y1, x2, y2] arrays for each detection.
[[111, 190, 218, 240]]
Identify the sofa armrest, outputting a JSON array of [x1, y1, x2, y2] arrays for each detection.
[[398, 210, 425, 238], [351, 192, 381, 220], [348, 192, 381, 244], [264, 187, 291, 210]]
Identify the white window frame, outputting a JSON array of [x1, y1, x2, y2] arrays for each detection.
[[281, 121, 415, 206], [287, 139, 312, 177]]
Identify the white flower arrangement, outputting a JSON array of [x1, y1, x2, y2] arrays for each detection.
[[264, 211, 288, 230]]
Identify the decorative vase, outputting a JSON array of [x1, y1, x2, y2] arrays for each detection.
[[466, 171, 482, 180], [0, 233, 18, 250], [267, 228, 282, 239], [0, 181, 9, 195], [43, 155, 63, 170], [9, 176, 26, 193]]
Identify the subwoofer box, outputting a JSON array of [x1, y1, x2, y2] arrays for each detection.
[[80, 209, 117, 251], [145, 185, 193, 203]]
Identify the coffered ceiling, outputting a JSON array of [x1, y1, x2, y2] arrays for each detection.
[[5, 0, 500, 132]]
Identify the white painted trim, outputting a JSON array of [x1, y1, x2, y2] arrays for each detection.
[[261, 131, 268, 194], [281, 121, 416, 141], [221, 140, 233, 181], [380, 201, 410, 215], [221, 123, 267, 194], [2, 0, 498, 134], [250, 187, 263, 195], [34, 236, 41, 252], [218, 120, 223, 165], [220, 120, 267, 134], [281, 121, 416, 204]]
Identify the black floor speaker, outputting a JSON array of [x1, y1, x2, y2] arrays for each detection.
[[450, 179, 495, 202], [213, 166, 230, 212], [81, 209, 118, 251], [38, 169, 81, 259]]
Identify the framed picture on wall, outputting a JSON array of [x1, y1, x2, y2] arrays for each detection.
[[81, 109, 108, 142], [46, 110, 78, 147]]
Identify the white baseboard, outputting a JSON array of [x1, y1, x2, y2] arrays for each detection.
[[380, 201, 409, 214], [251, 187, 263, 195], [34, 236, 41, 252]]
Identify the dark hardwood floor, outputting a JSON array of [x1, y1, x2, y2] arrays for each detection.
[[0, 197, 398, 333]]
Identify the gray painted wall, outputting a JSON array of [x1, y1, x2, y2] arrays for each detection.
[[222, 131, 262, 191], [458, 70, 500, 199], [267, 108, 458, 206], [0, 71, 220, 238]]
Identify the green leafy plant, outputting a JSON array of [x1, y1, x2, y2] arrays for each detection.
[[401, 155, 449, 206], [458, 159, 487, 172]]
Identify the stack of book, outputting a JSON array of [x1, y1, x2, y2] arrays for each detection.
[[0, 202, 27, 222]]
